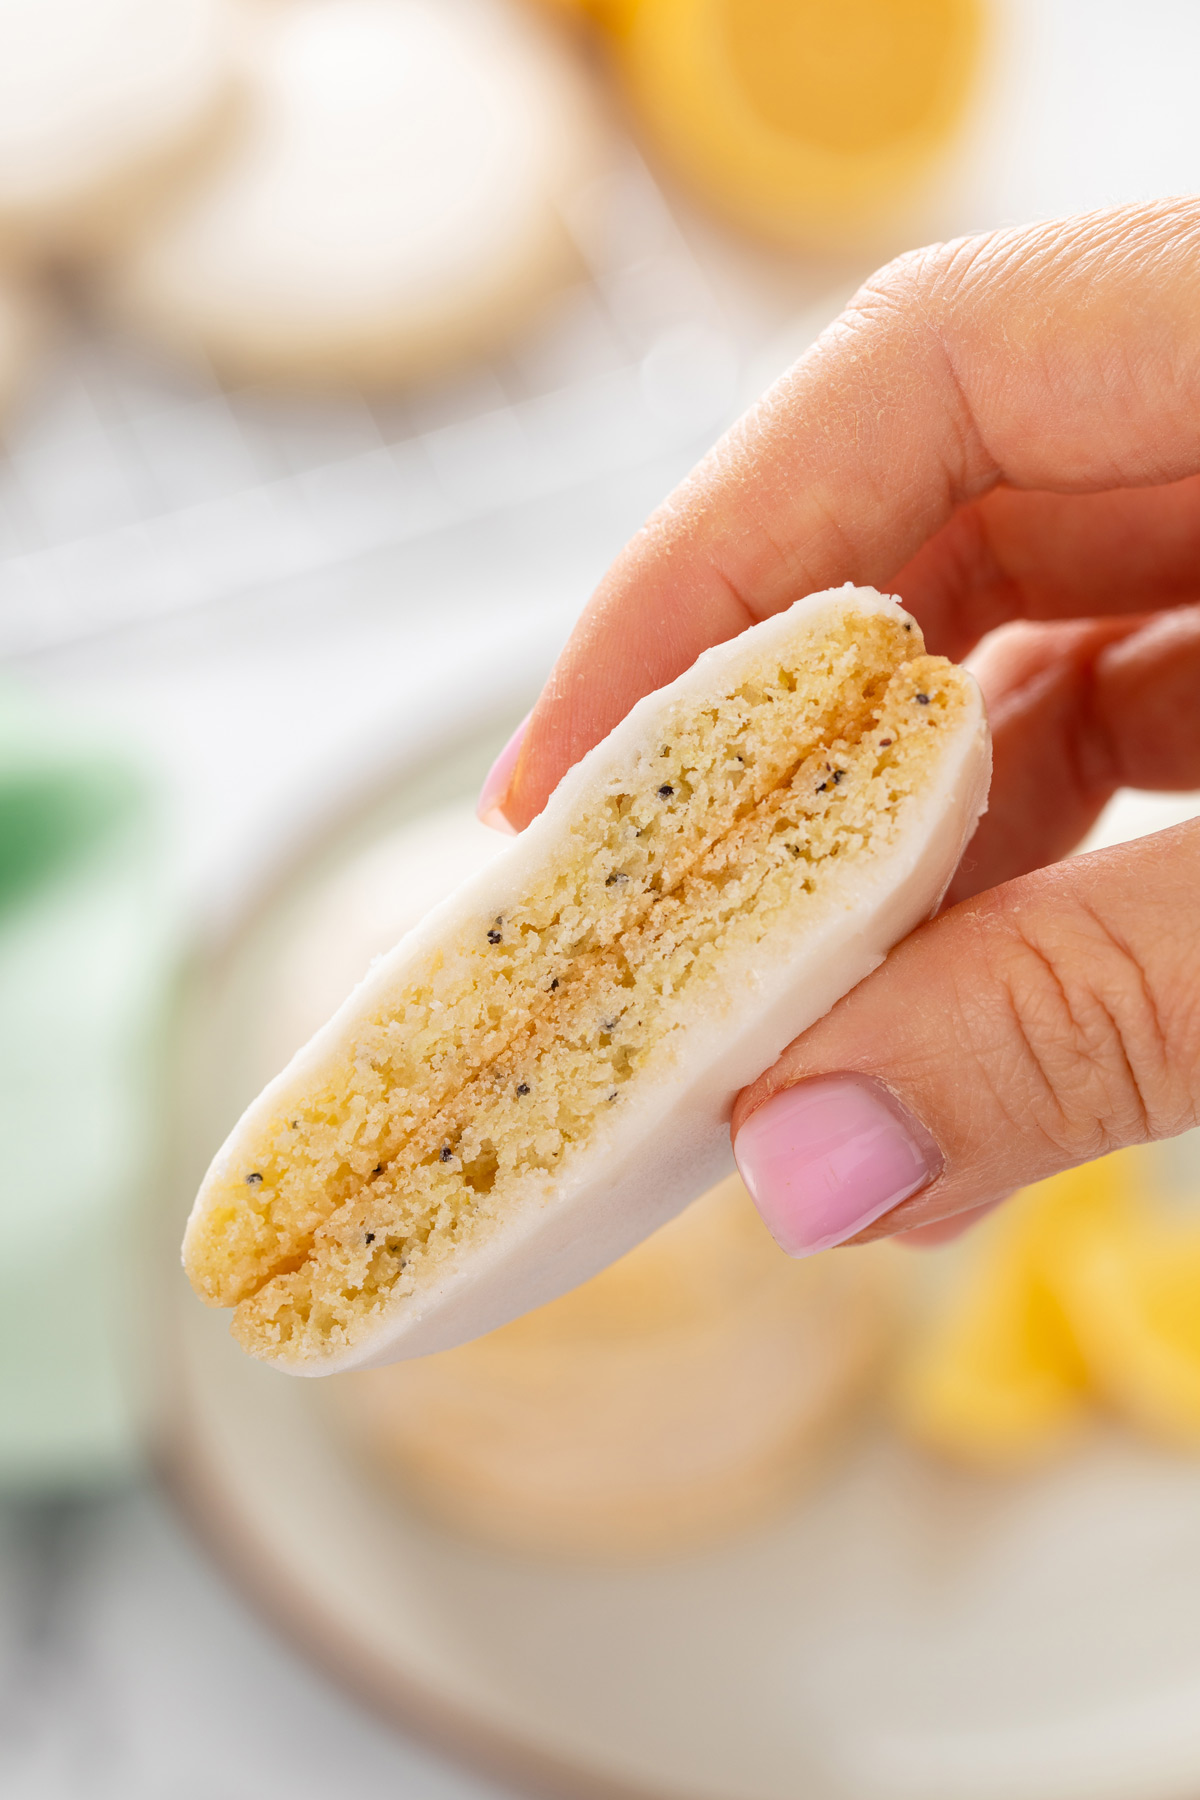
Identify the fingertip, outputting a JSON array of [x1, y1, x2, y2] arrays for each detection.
[[476, 714, 530, 835]]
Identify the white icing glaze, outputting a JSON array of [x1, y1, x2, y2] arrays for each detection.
[[186, 585, 990, 1370]]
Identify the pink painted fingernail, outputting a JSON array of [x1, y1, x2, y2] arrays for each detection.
[[734, 1076, 941, 1257], [476, 713, 530, 833]]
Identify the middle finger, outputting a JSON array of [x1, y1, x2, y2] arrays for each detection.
[[895, 476, 1200, 661], [945, 604, 1200, 907]]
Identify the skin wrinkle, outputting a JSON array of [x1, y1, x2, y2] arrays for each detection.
[[987, 930, 1090, 1155], [1074, 894, 1197, 1142], [1071, 951, 1156, 1152], [1025, 888, 1189, 1148], [1072, 923, 1174, 1145], [988, 874, 1192, 1158]]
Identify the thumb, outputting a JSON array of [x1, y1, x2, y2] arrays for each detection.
[[731, 820, 1200, 1254]]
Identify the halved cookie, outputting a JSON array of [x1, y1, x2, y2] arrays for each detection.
[[185, 585, 989, 1371]]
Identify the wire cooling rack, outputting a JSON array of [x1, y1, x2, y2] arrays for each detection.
[[0, 152, 739, 661]]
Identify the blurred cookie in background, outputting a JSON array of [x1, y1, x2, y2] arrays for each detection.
[[0, 272, 41, 429], [98, 0, 612, 389], [607, 0, 983, 251], [0, 0, 236, 262], [523, 0, 595, 18], [331, 1173, 891, 1559]]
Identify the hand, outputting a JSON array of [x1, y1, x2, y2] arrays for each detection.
[[478, 199, 1200, 1255]]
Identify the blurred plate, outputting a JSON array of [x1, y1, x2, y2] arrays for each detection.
[[158, 736, 1200, 1800]]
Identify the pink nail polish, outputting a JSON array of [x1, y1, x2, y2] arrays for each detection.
[[476, 713, 530, 833], [734, 1077, 940, 1257]]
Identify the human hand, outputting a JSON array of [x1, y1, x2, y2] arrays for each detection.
[[477, 199, 1200, 1254]]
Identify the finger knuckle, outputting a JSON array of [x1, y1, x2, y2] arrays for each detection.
[[983, 898, 1187, 1158], [848, 230, 1005, 329]]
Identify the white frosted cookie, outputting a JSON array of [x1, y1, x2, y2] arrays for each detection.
[[334, 1173, 891, 1558], [0, 0, 234, 261], [185, 585, 990, 1372], [101, 0, 606, 386]]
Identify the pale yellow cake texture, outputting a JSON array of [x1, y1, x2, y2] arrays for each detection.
[[332, 1173, 891, 1557], [185, 601, 976, 1368]]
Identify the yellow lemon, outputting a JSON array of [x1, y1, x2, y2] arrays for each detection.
[[1025, 1150, 1200, 1446], [895, 1227, 1088, 1469], [613, 0, 982, 249], [1061, 1221, 1200, 1448], [895, 1154, 1139, 1468]]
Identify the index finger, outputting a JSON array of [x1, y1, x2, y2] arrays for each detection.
[[502, 198, 1200, 829]]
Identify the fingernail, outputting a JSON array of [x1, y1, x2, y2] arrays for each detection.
[[734, 1076, 941, 1257], [476, 713, 530, 833]]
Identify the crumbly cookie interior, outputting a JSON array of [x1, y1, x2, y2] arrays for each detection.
[[185, 608, 972, 1364]]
